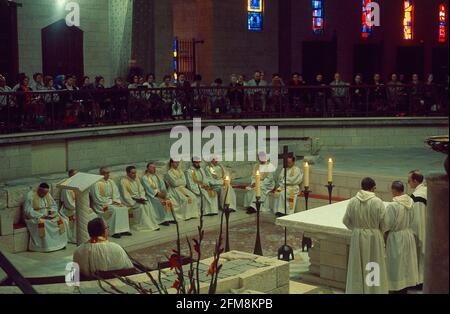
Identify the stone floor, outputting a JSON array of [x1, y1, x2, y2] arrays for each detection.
[[1, 198, 344, 294], [318, 146, 445, 177]]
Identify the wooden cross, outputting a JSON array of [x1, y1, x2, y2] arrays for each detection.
[[278, 145, 293, 169]]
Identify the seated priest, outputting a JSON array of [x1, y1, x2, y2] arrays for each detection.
[[90, 167, 132, 239], [164, 159, 199, 221], [382, 181, 419, 293], [272, 154, 303, 217], [204, 156, 237, 212], [24, 183, 68, 252], [244, 152, 276, 214], [60, 169, 97, 243], [141, 162, 175, 226], [185, 156, 219, 216], [73, 218, 135, 278], [407, 170, 427, 287], [119, 166, 160, 231], [343, 177, 388, 294]]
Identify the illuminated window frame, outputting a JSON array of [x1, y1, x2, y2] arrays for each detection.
[[247, 0, 264, 31], [439, 4, 447, 43], [248, 0, 263, 12], [173, 38, 178, 80], [362, 0, 373, 38], [312, 0, 325, 35], [403, 0, 414, 40]]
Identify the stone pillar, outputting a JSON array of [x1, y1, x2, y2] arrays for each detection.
[[75, 191, 91, 245], [423, 173, 449, 294]]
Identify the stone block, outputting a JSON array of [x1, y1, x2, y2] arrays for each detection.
[[0, 230, 29, 253], [0, 189, 6, 210], [276, 262, 290, 287], [320, 265, 335, 280], [320, 240, 349, 256], [334, 268, 347, 283], [5, 185, 33, 208], [215, 276, 241, 294], [267, 284, 289, 294], [239, 266, 277, 293], [320, 252, 348, 269], [309, 265, 320, 275], [0, 210, 14, 236]]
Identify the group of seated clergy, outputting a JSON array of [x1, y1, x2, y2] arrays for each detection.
[[23, 152, 305, 253], [343, 171, 427, 294]]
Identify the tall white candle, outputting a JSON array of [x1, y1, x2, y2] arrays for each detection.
[[255, 170, 261, 198], [328, 158, 333, 183], [224, 176, 230, 205], [304, 162, 310, 188]]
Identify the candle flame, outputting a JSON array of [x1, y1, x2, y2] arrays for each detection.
[[256, 170, 260, 176], [329, 158, 333, 162], [305, 162, 309, 167]]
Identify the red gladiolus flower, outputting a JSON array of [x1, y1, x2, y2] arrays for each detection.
[[169, 254, 180, 270], [207, 262, 217, 276], [172, 279, 180, 289]]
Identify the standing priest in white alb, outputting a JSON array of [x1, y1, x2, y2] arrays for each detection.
[[272, 154, 303, 217], [185, 156, 219, 216], [408, 170, 427, 287], [204, 156, 237, 211], [382, 181, 419, 293], [90, 167, 131, 239], [24, 183, 68, 252], [343, 177, 388, 294], [141, 162, 175, 226], [244, 152, 276, 214], [120, 166, 160, 231]]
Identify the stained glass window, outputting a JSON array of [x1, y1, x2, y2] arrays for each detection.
[[312, 0, 324, 35], [362, 0, 373, 38], [173, 38, 178, 80], [439, 4, 447, 43], [403, 0, 414, 40], [247, 0, 263, 31]]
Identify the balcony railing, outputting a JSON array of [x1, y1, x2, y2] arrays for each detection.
[[0, 84, 448, 134]]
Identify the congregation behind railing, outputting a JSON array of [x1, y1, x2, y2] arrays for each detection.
[[0, 84, 448, 134]]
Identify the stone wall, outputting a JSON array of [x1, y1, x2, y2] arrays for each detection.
[[17, 0, 112, 84], [0, 118, 447, 182]]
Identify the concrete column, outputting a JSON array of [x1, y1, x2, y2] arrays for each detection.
[[75, 191, 91, 245], [423, 172, 449, 294]]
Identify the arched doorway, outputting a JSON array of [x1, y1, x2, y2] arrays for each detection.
[[41, 19, 84, 80]]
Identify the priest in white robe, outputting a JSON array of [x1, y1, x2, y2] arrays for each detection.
[[272, 154, 303, 216], [60, 169, 97, 243], [73, 218, 135, 278], [24, 183, 68, 252], [120, 166, 160, 231], [244, 152, 276, 214], [204, 157, 237, 211], [382, 181, 419, 293], [185, 157, 219, 216], [141, 162, 175, 226], [90, 167, 131, 239], [343, 177, 389, 294], [164, 159, 199, 221], [408, 170, 427, 286]]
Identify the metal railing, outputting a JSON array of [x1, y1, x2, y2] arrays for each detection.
[[0, 84, 448, 134]]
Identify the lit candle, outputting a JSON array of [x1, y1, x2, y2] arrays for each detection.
[[304, 162, 310, 188], [255, 170, 261, 198], [224, 176, 230, 205], [328, 158, 333, 183]]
